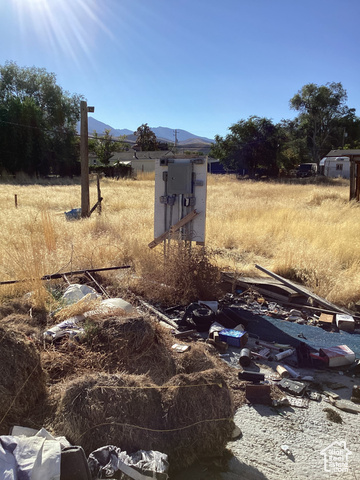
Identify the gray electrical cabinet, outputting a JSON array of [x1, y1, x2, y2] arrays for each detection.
[[151, 158, 207, 247]]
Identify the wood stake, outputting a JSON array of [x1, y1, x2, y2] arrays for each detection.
[[80, 100, 90, 217]]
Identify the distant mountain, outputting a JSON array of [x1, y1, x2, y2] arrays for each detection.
[[86, 117, 133, 137], [151, 126, 214, 144], [177, 137, 213, 146], [78, 117, 214, 144]]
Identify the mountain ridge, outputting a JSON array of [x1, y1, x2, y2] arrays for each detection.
[[81, 117, 214, 144]]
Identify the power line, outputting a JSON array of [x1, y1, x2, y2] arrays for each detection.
[[0, 119, 133, 145], [0, 119, 76, 136]]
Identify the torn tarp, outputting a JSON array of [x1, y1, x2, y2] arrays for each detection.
[[88, 445, 169, 480], [0, 427, 70, 480], [231, 305, 360, 357], [43, 316, 85, 342]]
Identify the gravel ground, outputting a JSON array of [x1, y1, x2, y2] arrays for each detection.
[[173, 343, 360, 480], [222, 338, 360, 480], [227, 377, 360, 479]]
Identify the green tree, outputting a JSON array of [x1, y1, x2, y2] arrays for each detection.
[[211, 116, 281, 176], [89, 129, 126, 166], [134, 123, 158, 151], [0, 96, 45, 174], [277, 118, 309, 171], [338, 113, 360, 149], [289, 82, 356, 163], [0, 61, 82, 176]]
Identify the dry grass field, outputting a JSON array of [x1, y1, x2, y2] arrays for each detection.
[[0, 173, 358, 309]]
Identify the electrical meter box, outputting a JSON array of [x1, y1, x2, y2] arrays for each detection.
[[151, 157, 207, 247], [167, 162, 193, 195]]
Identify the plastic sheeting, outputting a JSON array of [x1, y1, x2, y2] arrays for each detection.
[[239, 306, 360, 356], [88, 445, 169, 480], [43, 316, 85, 342], [0, 427, 70, 480], [98, 297, 134, 314], [62, 284, 101, 305]]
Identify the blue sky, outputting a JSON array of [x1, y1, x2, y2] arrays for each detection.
[[1, 0, 360, 139]]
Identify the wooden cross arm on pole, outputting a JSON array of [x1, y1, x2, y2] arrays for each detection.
[[148, 209, 199, 249]]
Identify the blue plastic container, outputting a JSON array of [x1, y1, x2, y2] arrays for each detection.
[[219, 329, 248, 348]]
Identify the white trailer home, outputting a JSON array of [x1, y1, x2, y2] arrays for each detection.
[[320, 156, 350, 179]]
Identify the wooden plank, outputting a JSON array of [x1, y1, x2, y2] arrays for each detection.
[[255, 264, 353, 315], [169, 209, 198, 234], [221, 273, 307, 302], [148, 209, 199, 249], [222, 273, 300, 294], [138, 299, 179, 330]]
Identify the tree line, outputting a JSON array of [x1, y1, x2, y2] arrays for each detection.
[[1, 61, 359, 177], [211, 82, 360, 176], [0, 62, 82, 176], [0, 62, 162, 177]]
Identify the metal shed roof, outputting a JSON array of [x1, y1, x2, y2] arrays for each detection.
[[326, 149, 360, 158]]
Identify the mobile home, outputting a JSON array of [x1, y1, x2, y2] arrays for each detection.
[[320, 156, 350, 179]]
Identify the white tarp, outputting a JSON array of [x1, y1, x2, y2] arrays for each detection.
[[62, 284, 101, 305], [0, 428, 70, 480]]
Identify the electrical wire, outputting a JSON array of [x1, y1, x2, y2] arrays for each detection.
[[78, 417, 233, 438], [0, 119, 139, 146]]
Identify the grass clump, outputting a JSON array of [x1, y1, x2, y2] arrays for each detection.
[[131, 243, 222, 306]]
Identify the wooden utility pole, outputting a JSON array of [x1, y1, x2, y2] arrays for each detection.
[[350, 161, 356, 201], [80, 101, 93, 217]]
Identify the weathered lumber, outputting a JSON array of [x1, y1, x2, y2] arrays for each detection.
[[138, 299, 179, 331], [148, 209, 199, 249], [255, 264, 353, 316]]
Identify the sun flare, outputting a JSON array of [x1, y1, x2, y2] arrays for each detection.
[[13, 0, 50, 11], [11, 0, 115, 66]]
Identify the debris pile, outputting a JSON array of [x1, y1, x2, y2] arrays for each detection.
[[1, 262, 360, 477], [0, 281, 236, 473]]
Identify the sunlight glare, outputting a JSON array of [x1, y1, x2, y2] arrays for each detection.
[[12, 0, 116, 67]]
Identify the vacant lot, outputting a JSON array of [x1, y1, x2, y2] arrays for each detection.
[[0, 174, 357, 308], [1, 173, 359, 478]]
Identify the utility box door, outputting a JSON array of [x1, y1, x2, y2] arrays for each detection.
[[154, 158, 207, 244], [167, 162, 193, 195]]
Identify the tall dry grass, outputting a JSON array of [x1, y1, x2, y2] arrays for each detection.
[[0, 174, 359, 308], [206, 175, 359, 307]]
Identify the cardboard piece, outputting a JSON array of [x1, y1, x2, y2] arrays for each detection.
[[319, 345, 355, 367], [319, 313, 334, 324]]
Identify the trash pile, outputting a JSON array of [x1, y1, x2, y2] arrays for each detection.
[[154, 269, 360, 418], [0, 426, 169, 480], [0, 281, 235, 479], [1, 265, 360, 479]]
